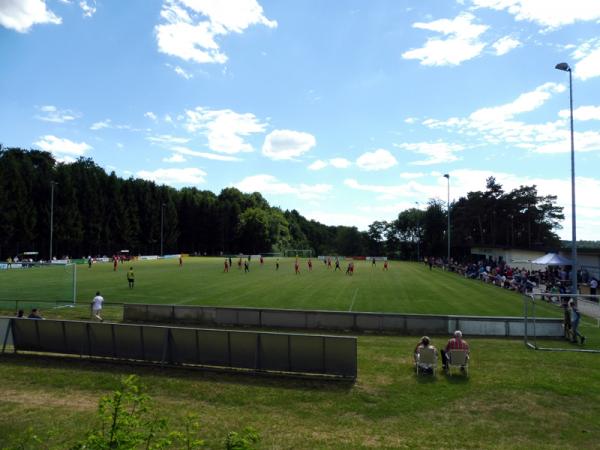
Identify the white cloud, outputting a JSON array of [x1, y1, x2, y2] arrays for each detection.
[[417, 82, 600, 155], [559, 105, 600, 121], [402, 12, 488, 66], [492, 36, 521, 55], [35, 105, 80, 123], [185, 107, 267, 153], [174, 65, 193, 79], [236, 174, 332, 200], [0, 0, 61, 33], [262, 129, 316, 160], [308, 157, 351, 170], [330, 157, 352, 168], [400, 172, 426, 179], [34, 135, 92, 156], [571, 38, 600, 81], [90, 119, 137, 131], [395, 142, 465, 165], [90, 119, 111, 130], [137, 167, 207, 185], [308, 160, 328, 171], [404, 117, 417, 124], [163, 153, 187, 163], [533, 131, 600, 154], [116, 143, 124, 148], [472, 0, 600, 30], [355, 149, 397, 171], [171, 145, 241, 161], [468, 82, 564, 124], [144, 111, 158, 121], [147, 134, 191, 145], [343, 178, 434, 200], [155, 0, 277, 65], [79, 0, 96, 18]]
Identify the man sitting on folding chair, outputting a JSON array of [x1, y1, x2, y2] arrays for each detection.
[[414, 336, 438, 375], [441, 330, 470, 374]]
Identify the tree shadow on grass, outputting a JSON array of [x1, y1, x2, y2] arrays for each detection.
[[0, 353, 355, 393]]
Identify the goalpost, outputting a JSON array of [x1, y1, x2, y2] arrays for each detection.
[[523, 292, 600, 353], [0, 262, 77, 307], [283, 249, 313, 258]]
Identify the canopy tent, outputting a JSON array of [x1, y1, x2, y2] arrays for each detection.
[[531, 253, 573, 266]]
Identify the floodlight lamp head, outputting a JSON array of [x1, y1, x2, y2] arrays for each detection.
[[443, 174, 450, 179], [555, 62, 570, 72]]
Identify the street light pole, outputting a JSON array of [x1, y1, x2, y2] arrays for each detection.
[[555, 62, 578, 295], [443, 174, 451, 265], [160, 203, 166, 257], [415, 201, 420, 263], [49, 181, 57, 261]]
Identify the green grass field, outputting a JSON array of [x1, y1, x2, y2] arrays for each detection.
[[0, 257, 566, 316], [1, 258, 600, 449]]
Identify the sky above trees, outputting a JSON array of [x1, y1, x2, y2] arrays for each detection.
[[1, 0, 600, 239]]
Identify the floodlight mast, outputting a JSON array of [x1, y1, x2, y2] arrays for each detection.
[[160, 203, 166, 257], [555, 62, 578, 296], [49, 181, 58, 261], [443, 174, 450, 265], [415, 201, 420, 263]]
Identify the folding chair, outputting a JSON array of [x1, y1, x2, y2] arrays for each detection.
[[447, 349, 469, 376], [416, 346, 437, 375]]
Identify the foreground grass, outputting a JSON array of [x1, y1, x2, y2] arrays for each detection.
[[1, 336, 599, 449], [2, 259, 599, 448]]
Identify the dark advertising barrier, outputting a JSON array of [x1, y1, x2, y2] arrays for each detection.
[[123, 304, 564, 337], [0, 318, 357, 379]]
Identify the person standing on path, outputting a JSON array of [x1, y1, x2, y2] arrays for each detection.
[[91, 291, 104, 322], [568, 300, 586, 345], [590, 278, 598, 298], [127, 267, 135, 288]]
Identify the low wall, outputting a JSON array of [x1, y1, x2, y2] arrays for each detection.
[[1, 318, 356, 379], [123, 304, 564, 337]]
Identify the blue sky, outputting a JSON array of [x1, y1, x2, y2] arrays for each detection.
[[1, 0, 600, 240]]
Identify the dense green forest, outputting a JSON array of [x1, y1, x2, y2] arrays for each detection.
[[0, 148, 564, 260]]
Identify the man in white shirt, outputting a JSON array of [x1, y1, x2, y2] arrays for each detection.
[[91, 291, 104, 322]]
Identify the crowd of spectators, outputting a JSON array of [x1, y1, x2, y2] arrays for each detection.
[[426, 256, 598, 303]]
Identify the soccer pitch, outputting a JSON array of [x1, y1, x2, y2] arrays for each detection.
[[2, 257, 562, 318]]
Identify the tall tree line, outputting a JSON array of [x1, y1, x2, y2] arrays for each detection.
[[0, 148, 563, 260]]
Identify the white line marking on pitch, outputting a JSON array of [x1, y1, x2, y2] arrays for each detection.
[[349, 288, 359, 311]]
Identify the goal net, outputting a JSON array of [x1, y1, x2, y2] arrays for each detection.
[[0, 263, 77, 309]]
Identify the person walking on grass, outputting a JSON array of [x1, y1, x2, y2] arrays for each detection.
[[91, 291, 104, 322], [127, 266, 135, 288]]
